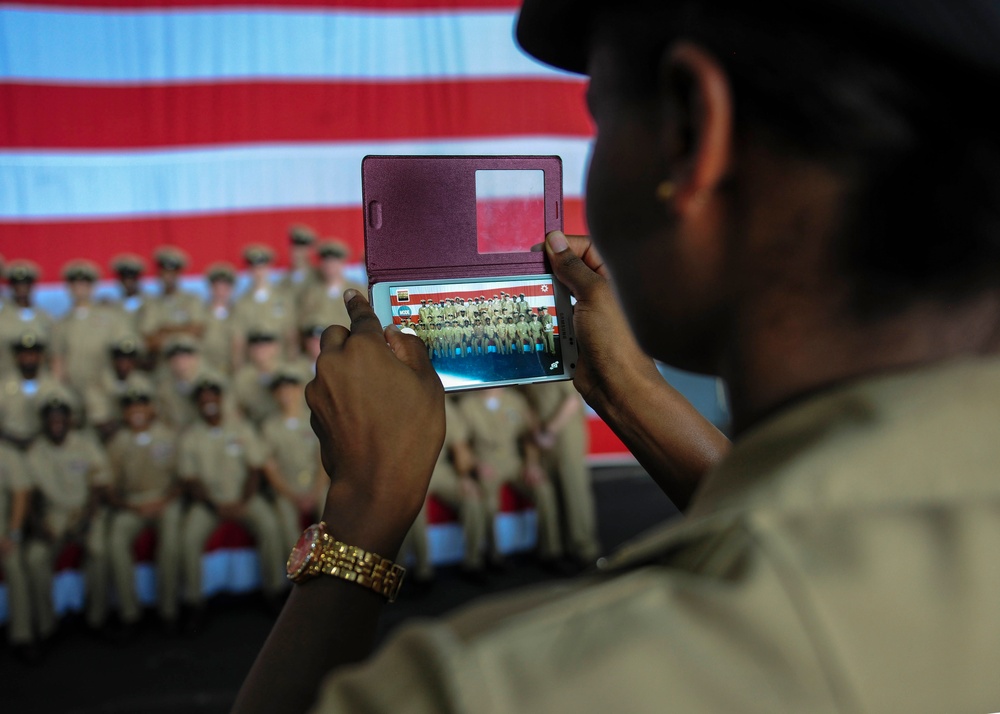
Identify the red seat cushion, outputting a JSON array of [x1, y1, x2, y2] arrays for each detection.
[[204, 521, 256, 551]]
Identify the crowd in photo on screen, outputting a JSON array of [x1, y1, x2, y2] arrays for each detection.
[[0, 230, 598, 665]]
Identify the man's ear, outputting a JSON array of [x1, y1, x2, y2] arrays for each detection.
[[659, 41, 734, 216]]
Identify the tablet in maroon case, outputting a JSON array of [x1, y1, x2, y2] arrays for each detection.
[[362, 155, 563, 288]]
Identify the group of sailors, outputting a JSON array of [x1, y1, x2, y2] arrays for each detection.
[[407, 294, 557, 359], [0, 227, 599, 665]]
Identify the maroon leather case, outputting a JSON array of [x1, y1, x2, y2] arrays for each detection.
[[362, 155, 563, 288]]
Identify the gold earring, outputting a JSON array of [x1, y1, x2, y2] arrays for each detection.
[[655, 180, 676, 203]]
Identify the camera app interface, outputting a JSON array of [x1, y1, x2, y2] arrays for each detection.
[[390, 277, 564, 389]]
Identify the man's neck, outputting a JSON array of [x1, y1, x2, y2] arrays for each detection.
[[722, 292, 1000, 436]]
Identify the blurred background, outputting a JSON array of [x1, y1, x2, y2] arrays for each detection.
[[0, 2, 729, 710]]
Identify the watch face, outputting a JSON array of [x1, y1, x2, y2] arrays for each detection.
[[287, 523, 322, 577]]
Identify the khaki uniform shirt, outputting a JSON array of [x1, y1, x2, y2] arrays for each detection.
[[138, 291, 206, 339], [82, 369, 132, 427], [107, 422, 178, 506], [52, 304, 120, 392], [233, 365, 279, 427], [26, 431, 110, 537], [0, 442, 30, 534], [261, 411, 320, 497], [428, 399, 470, 492], [278, 267, 320, 304], [459, 391, 532, 481], [0, 303, 54, 379], [524, 380, 579, 425], [201, 302, 237, 375], [233, 286, 298, 341], [178, 419, 266, 505], [315, 358, 1000, 713], [298, 280, 367, 332], [103, 293, 146, 335], [0, 372, 63, 442]]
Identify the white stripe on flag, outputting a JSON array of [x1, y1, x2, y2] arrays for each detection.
[[0, 7, 570, 84], [0, 137, 591, 220]]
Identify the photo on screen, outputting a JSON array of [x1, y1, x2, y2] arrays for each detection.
[[389, 276, 563, 389]]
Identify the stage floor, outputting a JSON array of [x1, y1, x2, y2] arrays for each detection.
[[0, 466, 681, 714]]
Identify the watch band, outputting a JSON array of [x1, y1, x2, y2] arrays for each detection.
[[287, 522, 406, 603]]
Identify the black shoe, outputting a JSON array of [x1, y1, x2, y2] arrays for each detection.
[[180, 605, 208, 637], [103, 619, 140, 645], [407, 575, 436, 599], [487, 555, 512, 574], [459, 566, 489, 586], [160, 616, 181, 637], [11, 642, 44, 666], [540, 556, 581, 578]]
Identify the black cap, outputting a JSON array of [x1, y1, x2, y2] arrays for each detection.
[[517, 0, 1000, 79], [269, 365, 304, 390], [192, 371, 226, 397], [110, 335, 141, 357], [247, 328, 278, 344], [6, 260, 40, 283], [289, 224, 317, 246]]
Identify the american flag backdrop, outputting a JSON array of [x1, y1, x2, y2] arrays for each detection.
[[0, 0, 593, 286]]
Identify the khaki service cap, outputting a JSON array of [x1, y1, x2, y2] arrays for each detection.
[[317, 240, 350, 260], [111, 253, 146, 277], [289, 224, 317, 246], [206, 261, 237, 284], [243, 244, 275, 266], [154, 246, 189, 271], [6, 260, 40, 283], [62, 259, 101, 282]]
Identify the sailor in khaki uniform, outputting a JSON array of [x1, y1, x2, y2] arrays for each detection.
[[0, 332, 62, 451], [538, 305, 555, 354], [260, 367, 325, 552], [106, 376, 183, 630], [155, 335, 204, 429], [527, 313, 544, 351], [83, 333, 143, 443], [106, 254, 147, 335], [232, 244, 298, 364], [291, 322, 323, 380], [278, 225, 320, 302], [230, 0, 1000, 710], [138, 247, 206, 362], [232, 328, 282, 427], [0, 261, 53, 380], [0, 442, 36, 659], [23, 389, 113, 633], [297, 240, 366, 333], [401, 397, 486, 582], [50, 260, 120, 399], [524, 381, 600, 564], [201, 262, 239, 375], [458, 388, 562, 565], [178, 374, 286, 619]]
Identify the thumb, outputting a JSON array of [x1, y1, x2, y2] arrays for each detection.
[[384, 325, 437, 375], [545, 230, 602, 298]]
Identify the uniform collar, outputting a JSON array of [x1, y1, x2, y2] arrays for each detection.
[[600, 356, 1000, 572]]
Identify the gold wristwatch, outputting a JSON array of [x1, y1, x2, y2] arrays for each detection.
[[286, 522, 406, 603]]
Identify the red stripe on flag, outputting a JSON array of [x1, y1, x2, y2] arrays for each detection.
[[587, 415, 633, 460], [0, 80, 590, 150], [0, 198, 587, 280]]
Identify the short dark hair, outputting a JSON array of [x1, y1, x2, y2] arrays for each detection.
[[610, 2, 1000, 317]]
